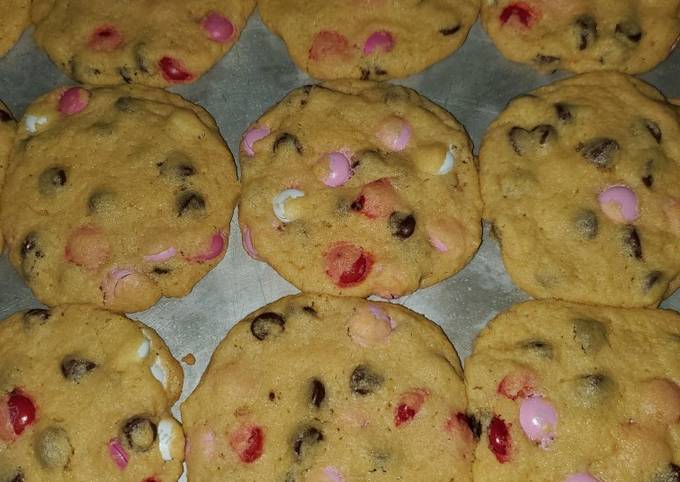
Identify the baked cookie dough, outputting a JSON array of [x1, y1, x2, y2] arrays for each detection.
[[465, 300, 680, 481], [0, 305, 185, 481], [182, 294, 474, 481], [480, 72, 680, 307], [0, 0, 29, 57], [0, 85, 239, 312], [258, 0, 480, 80], [0, 100, 16, 254], [31, 0, 256, 87], [480, 0, 680, 74], [239, 81, 482, 299]]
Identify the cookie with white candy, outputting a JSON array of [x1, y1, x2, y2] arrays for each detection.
[[0, 84, 239, 312], [0, 305, 184, 481], [239, 81, 482, 299], [182, 293, 474, 481]]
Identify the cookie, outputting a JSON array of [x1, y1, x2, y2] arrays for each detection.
[[0, 305, 185, 481], [31, 0, 256, 87], [465, 300, 680, 481], [0, 85, 239, 312], [0, 100, 16, 254], [480, 72, 680, 307], [239, 81, 482, 299], [182, 294, 474, 481], [0, 0, 30, 57], [258, 0, 480, 80], [480, 0, 680, 74]]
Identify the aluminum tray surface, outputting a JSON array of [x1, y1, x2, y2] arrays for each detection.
[[1, 13, 679, 478]]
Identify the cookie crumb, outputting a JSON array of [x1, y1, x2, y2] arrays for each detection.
[[182, 353, 196, 365]]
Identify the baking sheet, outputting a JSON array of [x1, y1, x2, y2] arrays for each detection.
[[1, 12, 680, 478]]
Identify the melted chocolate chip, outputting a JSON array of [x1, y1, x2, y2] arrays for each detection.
[[573, 210, 599, 240], [534, 54, 560, 65], [644, 120, 662, 144], [159, 152, 196, 180], [439, 24, 461, 36], [644, 271, 663, 292], [8, 470, 24, 482], [350, 365, 383, 395], [578, 138, 619, 168], [177, 191, 206, 217], [0, 109, 13, 122], [374, 67, 388, 76], [38, 167, 68, 196], [61, 357, 97, 383], [574, 373, 616, 407], [302, 306, 317, 316], [268, 391, 276, 401], [508, 124, 557, 155], [134, 43, 151, 73], [152, 267, 171, 275], [22, 308, 51, 329], [21, 233, 39, 258], [520, 340, 553, 358], [292, 426, 324, 459], [20, 232, 44, 277], [310, 378, 326, 407], [350, 195, 365, 212], [360, 68, 370, 81], [572, 318, 608, 354], [118, 67, 133, 84], [114, 96, 137, 112], [122, 417, 157, 452], [273, 133, 303, 155], [615, 21, 643, 43], [555, 103, 573, 122], [642, 160, 655, 188], [36, 427, 73, 469], [461, 413, 482, 440], [251, 312, 286, 340], [574, 15, 597, 50], [623, 226, 643, 259], [389, 212, 416, 239]]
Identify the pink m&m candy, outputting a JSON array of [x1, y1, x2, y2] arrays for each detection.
[[187, 231, 227, 262], [363, 31, 395, 55], [108, 438, 129, 470], [348, 305, 395, 347], [519, 395, 557, 448], [58, 87, 90, 115], [241, 225, 260, 260], [376, 116, 411, 151], [598, 185, 639, 224], [143, 246, 176, 263], [202, 11, 235, 43], [564, 474, 599, 482], [241, 126, 271, 157], [322, 152, 353, 187]]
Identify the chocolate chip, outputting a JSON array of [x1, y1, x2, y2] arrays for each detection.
[[555, 103, 573, 122], [573, 373, 616, 407], [508, 124, 557, 155], [439, 24, 461, 35], [22, 308, 51, 329], [250, 312, 286, 340], [573, 210, 599, 240], [374, 67, 388, 76], [644, 271, 663, 292], [572, 318, 608, 354], [61, 357, 97, 383], [389, 212, 416, 239], [350, 195, 365, 212], [578, 138, 619, 168], [268, 391, 276, 401], [461, 413, 481, 440], [310, 378, 326, 407], [134, 43, 150, 73], [350, 365, 383, 395], [574, 15, 597, 50], [519, 340, 553, 358], [615, 21, 643, 43], [176, 191, 206, 217], [0, 109, 13, 122], [642, 160, 654, 188], [644, 119, 662, 144], [273, 133, 303, 155], [302, 306, 317, 316], [38, 167, 68, 196], [152, 267, 171, 275], [87, 190, 115, 214], [360, 68, 370, 81], [623, 225, 643, 259], [20, 232, 44, 278], [534, 54, 560, 65], [21, 232, 40, 258], [292, 426, 324, 459], [653, 464, 680, 482], [122, 417, 157, 452], [159, 152, 196, 180], [118, 67, 133, 84], [35, 427, 73, 469], [7, 470, 24, 482], [114, 96, 137, 112]]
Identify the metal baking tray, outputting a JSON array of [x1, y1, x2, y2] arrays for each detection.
[[1, 12, 679, 479]]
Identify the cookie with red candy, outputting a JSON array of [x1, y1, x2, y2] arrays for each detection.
[[31, 0, 256, 87], [465, 300, 680, 481], [0, 305, 184, 481], [258, 0, 480, 80], [0, 85, 239, 312], [239, 81, 482, 299], [182, 294, 474, 481], [481, 0, 680, 73]]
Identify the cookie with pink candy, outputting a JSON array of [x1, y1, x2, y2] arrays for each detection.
[[258, 0, 480, 79], [0, 305, 184, 481], [480, 71, 680, 307], [465, 299, 680, 481], [481, 0, 680, 74], [239, 81, 482, 299], [182, 293, 474, 481], [0, 85, 239, 312], [31, 0, 256, 87], [0, 99, 16, 254]]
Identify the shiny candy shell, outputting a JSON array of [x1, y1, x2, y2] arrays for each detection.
[[519, 395, 558, 448], [273, 189, 305, 223]]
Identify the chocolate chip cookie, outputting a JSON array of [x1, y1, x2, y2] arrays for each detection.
[[0, 305, 185, 481], [258, 0, 480, 80], [0, 100, 16, 254], [0, 85, 239, 312], [0, 0, 29, 57], [481, 0, 680, 73], [239, 81, 482, 299], [182, 294, 474, 481], [480, 72, 680, 307], [465, 300, 680, 481], [31, 0, 256, 86]]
